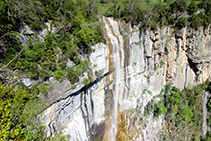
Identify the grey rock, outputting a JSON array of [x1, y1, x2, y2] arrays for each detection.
[[22, 78, 32, 87]]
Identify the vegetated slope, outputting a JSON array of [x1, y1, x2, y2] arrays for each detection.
[[0, 0, 103, 84], [0, 82, 70, 140], [106, 0, 211, 31]]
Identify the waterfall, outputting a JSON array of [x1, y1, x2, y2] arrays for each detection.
[[103, 18, 121, 141]]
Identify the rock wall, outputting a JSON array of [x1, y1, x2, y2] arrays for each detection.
[[42, 17, 211, 140]]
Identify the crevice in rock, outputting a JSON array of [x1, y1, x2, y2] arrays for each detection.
[[80, 92, 88, 137], [47, 70, 115, 108], [184, 64, 188, 88], [90, 90, 94, 115], [187, 57, 199, 76]]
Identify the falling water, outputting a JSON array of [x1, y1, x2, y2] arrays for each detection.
[[103, 18, 120, 141]]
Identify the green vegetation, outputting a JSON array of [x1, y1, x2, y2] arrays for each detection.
[[0, 0, 103, 85], [83, 75, 93, 85], [54, 67, 64, 81], [104, 0, 211, 30], [71, 84, 76, 90], [153, 67, 158, 71], [0, 83, 67, 140], [132, 62, 137, 67], [66, 60, 89, 84], [144, 82, 211, 140], [95, 69, 104, 77], [39, 83, 52, 95], [138, 71, 145, 75], [187, 1, 198, 14], [160, 61, 165, 66]]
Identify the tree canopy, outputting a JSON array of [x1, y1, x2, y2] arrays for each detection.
[[0, 83, 46, 140]]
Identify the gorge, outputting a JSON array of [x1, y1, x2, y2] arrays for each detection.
[[40, 17, 211, 140]]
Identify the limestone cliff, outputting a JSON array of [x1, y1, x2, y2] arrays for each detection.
[[42, 17, 211, 140]]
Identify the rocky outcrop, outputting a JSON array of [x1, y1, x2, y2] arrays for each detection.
[[18, 23, 56, 44], [42, 18, 211, 140]]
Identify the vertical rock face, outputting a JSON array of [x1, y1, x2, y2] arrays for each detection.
[[42, 18, 211, 140]]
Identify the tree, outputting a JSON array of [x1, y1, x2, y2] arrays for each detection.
[[199, 0, 211, 11], [187, 1, 198, 15], [0, 83, 46, 140], [170, 0, 187, 18]]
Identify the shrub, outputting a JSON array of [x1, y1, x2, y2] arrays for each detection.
[[144, 102, 153, 116], [59, 61, 67, 68], [54, 67, 64, 81], [160, 61, 165, 66], [95, 69, 104, 77], [187, 1, 198, 15], [154, 102, 167, 116], [66, 67, 79, 84], [29, 22, 42, 31], [176, 17, 187, 28], [179, 108, 193, 121], [39, 83, 49, 95], [151, 23, 158, 31], [83, 75, 93, 85], [71, 85, 76, 89], [39, 69, 52, 80], [198, 0, 211, 11]]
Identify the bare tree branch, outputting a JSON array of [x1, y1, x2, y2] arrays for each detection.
[[0, 47, 24, 71]]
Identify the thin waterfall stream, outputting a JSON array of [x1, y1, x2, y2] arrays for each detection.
[[103, 18, 121, 141]]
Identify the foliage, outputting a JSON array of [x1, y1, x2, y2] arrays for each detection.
[[105, 0, 211, 31], [66, 60, 88, 84], [201, 131, 211, 141], [1, 0, 211, 83], [54, 67, 64, 81], [160, 61, 165, 66], [0, 0, 103, 83], [66, 67, 80, 84], [147, 83, 210, 140], [187, 1, 198, 14], [170, 0, 187, 13], [83, 75, 93, 86], [107, 0, 144, 24], [0, 83, 69, 140], [0, 83, 45, 140], [144, 102, 153, 116], [154, 102, 167, 116], [39, 83, 52, 95], [141, 82, 211, 140], [179, 107, 193, 121], [190, 14, 205, 29], [71, 84, 76, 89], [95, 69, 104, 77], [175, 17, 188, 28], [160, 115, 200, 140], [2, 29, 90, 84], [132, 62, 137, 67]]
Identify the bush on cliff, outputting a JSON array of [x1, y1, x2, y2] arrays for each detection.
[[0, 82, 69, 140], [143, 82, 210, 140], [0, 83, 45, 140], [187, 1, 198, 14]]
